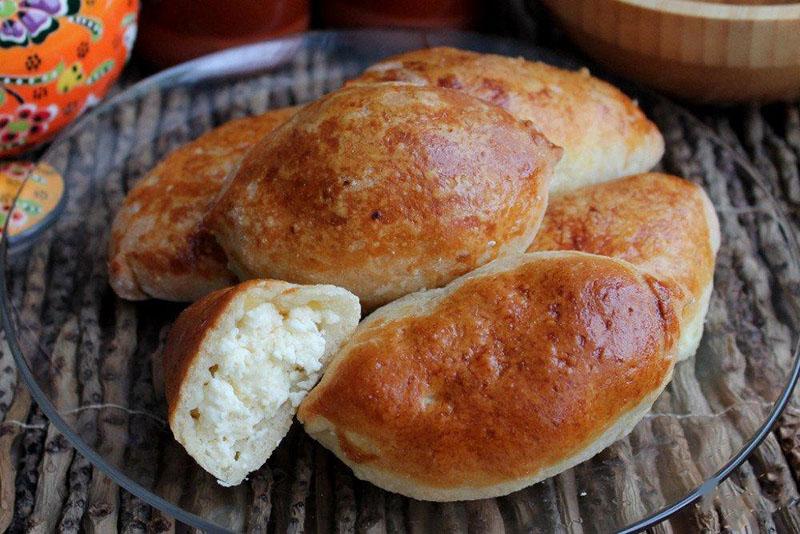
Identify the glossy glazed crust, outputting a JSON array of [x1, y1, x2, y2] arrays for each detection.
[[206, 84, 560, 310], [529, 173, 720, 359], [298, 251, 680, 500], [108, 107, 299, 302], [353, 47, 664, 194]]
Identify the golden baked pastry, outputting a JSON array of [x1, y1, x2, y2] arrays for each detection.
[[108, 107, 298, 302], [530, 173, 720, 359], [298, 251, 680, 501], [163, 279, 360, 486], [352, 47, 664, 194], [206, 83, 561, 310]]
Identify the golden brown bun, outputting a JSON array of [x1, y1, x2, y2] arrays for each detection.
[[206, 84, 561, 310], [352, 47, 664, 194], [298, 251, 680, 501], [164, 279, 360, 486], [108, 107, 299, 302], [529, 173, 720, 359]]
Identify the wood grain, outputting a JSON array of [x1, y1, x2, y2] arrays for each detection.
[[541, 0, 800, 102]]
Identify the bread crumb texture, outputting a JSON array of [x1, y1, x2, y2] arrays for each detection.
[[174, 291, 341, 486]]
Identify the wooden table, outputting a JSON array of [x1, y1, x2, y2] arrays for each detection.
[[1, 21, 800, 533]]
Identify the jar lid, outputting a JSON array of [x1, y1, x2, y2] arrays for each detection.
[[0, 161, 65, 249]]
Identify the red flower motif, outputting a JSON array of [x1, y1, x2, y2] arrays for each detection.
[[0, 103, 58, 152]]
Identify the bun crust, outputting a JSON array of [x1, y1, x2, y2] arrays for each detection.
[[163, 285, 239, 415], [353, 47, 664, 194], [207, 84, 560, 310], [298, 251, 680, 500], [108, 107, 298, 302], [530, 173, 720, 359]]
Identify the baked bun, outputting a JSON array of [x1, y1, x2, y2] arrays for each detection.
[[206, 84, 561, 310], [108, 107, 298, 302], [163, 279, 360, 486], [353, 47, 664, 194], [529, 173, 720, 360], [298, 251, 680, 501]]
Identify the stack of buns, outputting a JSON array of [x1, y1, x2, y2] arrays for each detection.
[[109, 47, 719, 497]]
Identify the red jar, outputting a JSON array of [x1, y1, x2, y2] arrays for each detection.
[[320, 0, 481, 29], [136, 0, 310, 68]]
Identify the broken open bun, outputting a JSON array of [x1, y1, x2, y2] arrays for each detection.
[[163, 279, 360, 486]]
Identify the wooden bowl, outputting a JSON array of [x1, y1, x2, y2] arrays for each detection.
[[541, 0, 800, 103]]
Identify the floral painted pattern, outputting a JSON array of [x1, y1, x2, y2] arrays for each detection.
[[0, 102, 57, 151], [0, 0, 81, 48], [0, 161, 64, 239], [0, 0, 136, 155], [0, 198, 30, 232]]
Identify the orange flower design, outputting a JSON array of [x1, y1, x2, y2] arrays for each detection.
[[0, 0, 138, 156]]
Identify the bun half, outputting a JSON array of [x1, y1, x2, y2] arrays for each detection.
[[164, 279, 360, 486]]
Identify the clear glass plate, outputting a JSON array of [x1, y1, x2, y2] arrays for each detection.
[[2, 29, 799, 533]]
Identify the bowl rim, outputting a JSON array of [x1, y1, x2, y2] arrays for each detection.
[[2, 27, 800, 534], [614, 0, 800, 20]]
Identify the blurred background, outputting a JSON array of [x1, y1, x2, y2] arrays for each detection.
[[3, 0, 798, 160], [133, 0, 528, 68]]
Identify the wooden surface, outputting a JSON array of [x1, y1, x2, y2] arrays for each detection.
[[1, 21, 800, 533], [541, 0, 800, 102]]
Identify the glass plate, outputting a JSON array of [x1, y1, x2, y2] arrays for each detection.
[[2, 29, 799, 533]]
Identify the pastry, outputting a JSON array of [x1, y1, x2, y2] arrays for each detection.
[[530, 173, 720, 359], [298, 251, 680, 500], [206, 83, 561, 310], [352, 47, 664, 194], [108, 107, 298, 302], [163, 279, 360, 486]]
